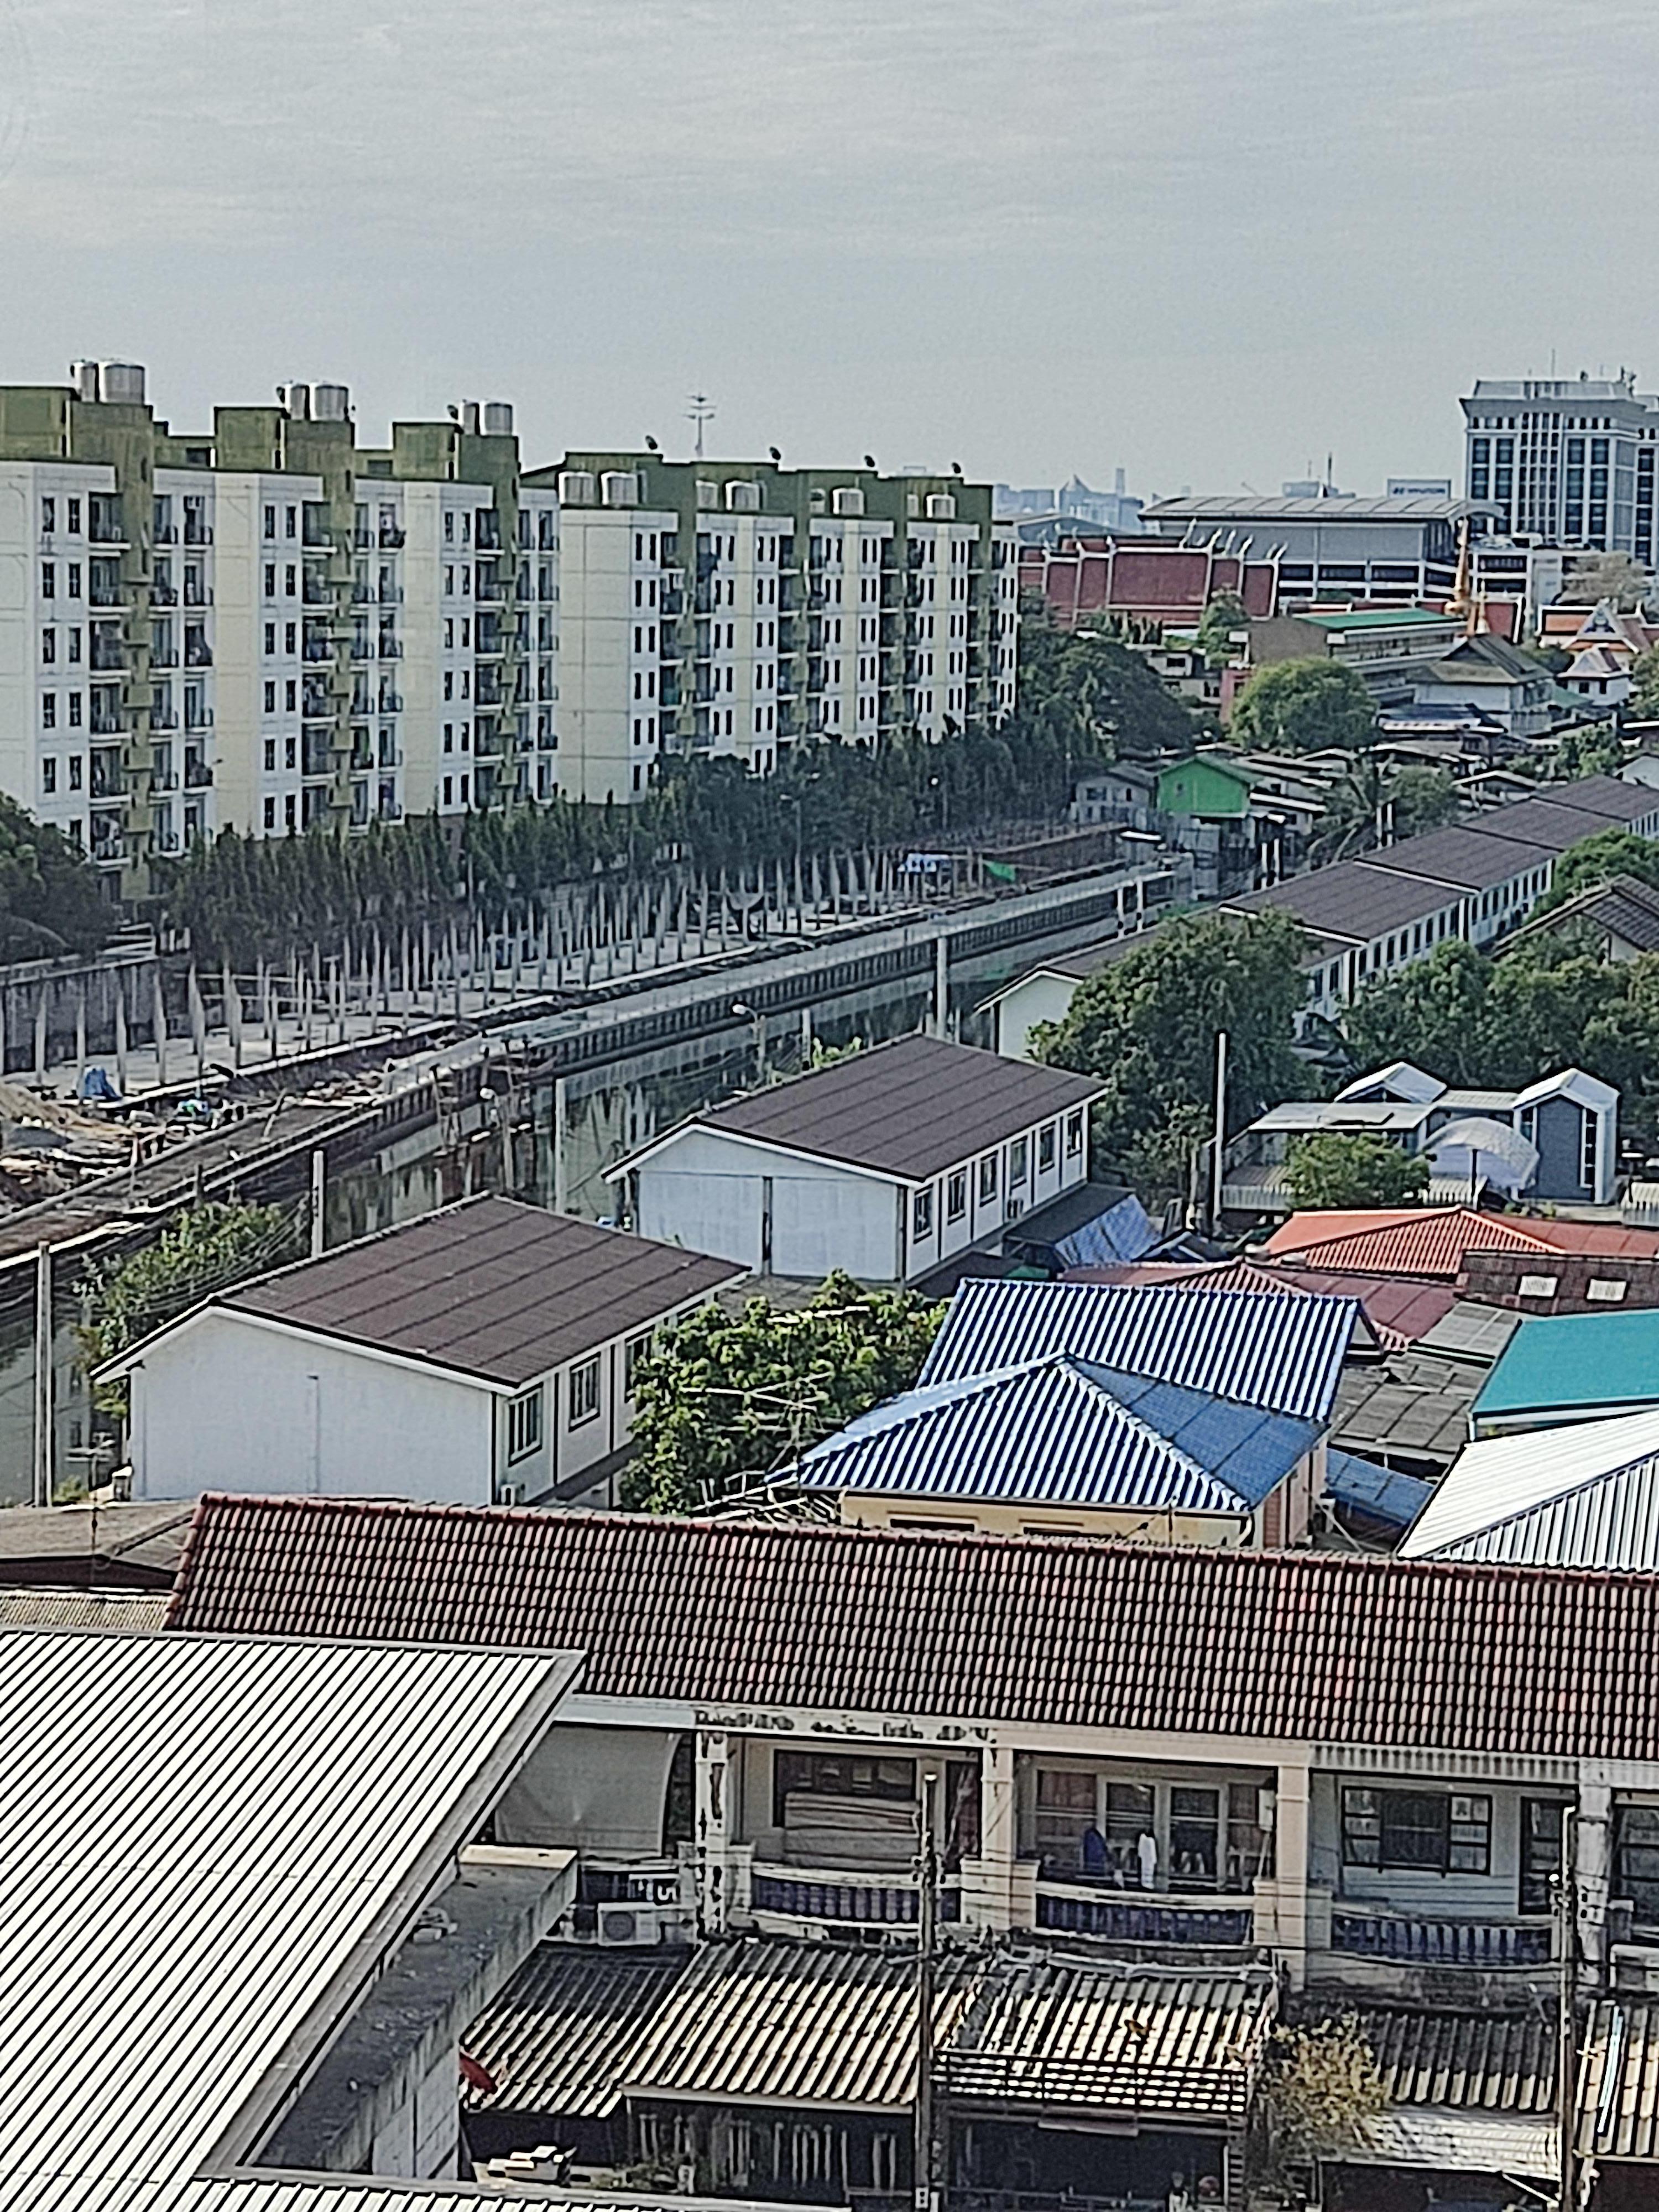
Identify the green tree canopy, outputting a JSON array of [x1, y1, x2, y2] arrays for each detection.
[[1340, 939, 1494, 1087], [0, 799, 114, 959], [1019, 597, 1207, 759], [1631, 644, 1659, 719], [1531, 827, 1659, 914], [1033, 910, 1308, 1194], [623, 1270, 944, 1514], [1560, 552, 1651, 609], [1310, 761, 1459, 867], [1194, 589, 1248, 668], [1259, 2017, 1387, 2179], [1548, 722, 1625, 780], [1284, 1132, 1431, 1210], [1228, 658, 1378, 754]]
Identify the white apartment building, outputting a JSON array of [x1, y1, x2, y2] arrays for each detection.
[[0, 366, 558, 895], [1463, 373, 1659, 560], [544, 455, 1017, 804]]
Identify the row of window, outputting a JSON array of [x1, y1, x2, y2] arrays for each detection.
[[912, 1113, 1084, 1239], [505, 1332, 652, 1462]]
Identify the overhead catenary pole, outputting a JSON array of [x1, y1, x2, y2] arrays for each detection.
[[1559, 1812, 1579, 2212], [1209, 1028, 1229, 1235], [33, 1242, 52, 1510], [914, 1767, 940, 2212], [310, 1147, 326, 1259]]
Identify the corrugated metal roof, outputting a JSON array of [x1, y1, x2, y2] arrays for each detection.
[[471, 1940, 1275, 2127], [1347, 2108, 1556, 2178], [1072, 1257, 1457, 1352], [1229, 863, 1458, 945], [169, 1495, 1659, 1761], [0, 1588, 165, 1631], [1475, 1308, 1659, 1423], [1579, 1996, 1659, 2161], [796, 1355, 1321, 1516], [1354, 2007, 1556, 2111], [919, 1280, 1358, 1423], [1403, 1407, 1659, 1569], [201, 1196, 745, 1390], [465, 1944, 691, 2117], [1265, 1206, 1659, 1280], [1324, 1450, 1433, 1531], [0, 1629, 578, 2210], [639, 1035, 1100, 1185]]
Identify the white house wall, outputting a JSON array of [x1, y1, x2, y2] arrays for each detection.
[[992, 972, 1082, 1060], [129, 1308, 494, 1504], [634, 1127, 899, 1281]]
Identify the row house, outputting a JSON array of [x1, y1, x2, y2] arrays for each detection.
[[167, 1493, 1659, 2207]]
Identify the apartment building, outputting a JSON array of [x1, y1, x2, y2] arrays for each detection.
[[542, 452, 1018, 802], [0, 363, 559, 895], [1463, 373, 1659, 559]]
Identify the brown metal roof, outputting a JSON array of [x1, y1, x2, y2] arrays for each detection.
[[217, 1197, 745, 1388], [1354, 2007, 1556, 2113], [169, 1495, 1659, 1760], [682, 1036, 1100, 1183], [1578, 1996, 1659, 2161], [468, 1940, 1273, 2125]]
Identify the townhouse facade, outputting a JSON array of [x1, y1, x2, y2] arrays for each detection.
[[0, 364, 559, 895], [545, 453, 1019, 802]]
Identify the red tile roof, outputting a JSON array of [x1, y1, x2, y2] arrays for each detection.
[[167, 1495, 1659, 1761], [1261, 1207, 1659, 1280]]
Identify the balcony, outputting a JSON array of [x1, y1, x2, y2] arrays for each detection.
[[378, 525, 406, 550], [750, 1864, 961, 1929], [89, 837, 127, 867], [377, 636, 403, 660], [89, 581, 126, 610], [378, 583, 403, 605], [90, 636, 127, 673], [185, 640, 213, 669], [474, 577, 506, 605], [182, 518, 213, 547], [183, 583, 212, 608], [1330, 1909, 1551, 1967], [149, 708, 179, 733], [150, 643, 179, 670], [151, 581, 178, 607], [303, 637, 333, 663], [1036, 1878, 1256, 1948], [184, 707, 213, 733], [153, 521, 178, 545], [302, 579, 333, 606]]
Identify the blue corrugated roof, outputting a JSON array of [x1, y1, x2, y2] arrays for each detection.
[[1052, 1193, 1160, 1269], [1324, 1449, 1433, 1532], [920, 1279, 1359, 1423], [797, 1355, 1321, 1515]]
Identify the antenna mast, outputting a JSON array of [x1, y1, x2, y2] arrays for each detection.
[[686, 393, 715, 461]]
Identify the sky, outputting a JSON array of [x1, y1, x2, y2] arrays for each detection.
[[3, 0, 1658, 499]]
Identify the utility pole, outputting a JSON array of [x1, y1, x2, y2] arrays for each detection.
[[1209, 1029, 1229, 1236], [310, 1147, 326, 1259], [1558, 1813, 1579, 2212], [33, 1242, 52, 1510], [914, 1768, 940, 2212]]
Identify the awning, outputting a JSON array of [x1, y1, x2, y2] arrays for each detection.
[[1342, 2106, 1556, 2179]]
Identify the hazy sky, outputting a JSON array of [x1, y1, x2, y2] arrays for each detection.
[[3, 0, 1657, 498]]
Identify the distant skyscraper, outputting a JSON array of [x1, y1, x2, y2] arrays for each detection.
[[1463, 375, 1659, 560]]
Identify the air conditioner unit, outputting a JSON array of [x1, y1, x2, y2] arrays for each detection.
[[597, 1903, 665, 1947]]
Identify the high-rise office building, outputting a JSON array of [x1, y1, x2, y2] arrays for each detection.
[[544, 454, 1018, 804], [0, 366, 559, 895], [1462, 375, 1659, 561]]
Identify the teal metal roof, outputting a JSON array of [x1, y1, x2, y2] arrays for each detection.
[[1472, 1309, 1659, 1423], [1300, 608, 1459, 632]]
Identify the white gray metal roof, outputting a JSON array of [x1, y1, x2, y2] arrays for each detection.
[[1402, 1406, 1659, 1569], [0, 1630, 581, 2212]]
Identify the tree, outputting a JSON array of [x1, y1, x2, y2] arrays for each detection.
[[1257, 2017, 1387, 2183], [1340, 939, 1495, 1088], [1549, 722, 1625, 781], [80, 1201, 301, 1416], [1194, 589, 1248, 669], [1284, 1133, 1431, 1209], [1034, 911, 1308, 1194], [623, 1271, 945, 1513], [1632, 644, 1659, 718], [1392, 766, 1462, 840], [1560, 552, 1651, 609], [0, 797, 114, 958], [1531, 827, 1659, 913], [1309, 761, 1458, 867], [1228, 658, 1377, 754], [1020, 599, 1206, 760]]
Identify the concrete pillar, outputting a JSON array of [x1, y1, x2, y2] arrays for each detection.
[[695, 1729, 731, 1936], [959, 1743, 1019, 1932], [1258, 1760, 1312, 1989], [1577, 1779, 1613, 1978]]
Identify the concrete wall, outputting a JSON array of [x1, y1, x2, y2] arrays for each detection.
[[128, 1307, 495, 1503]]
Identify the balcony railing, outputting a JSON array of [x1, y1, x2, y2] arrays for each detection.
[[1036, 1881, 1255, 1948], [151, 582, 178, 607], [1330, 1910, 1551, 1967], [751, 1869, 961, 1927], [378, 526, 406, 549]]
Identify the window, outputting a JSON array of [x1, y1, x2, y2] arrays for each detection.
[[947, 1170, 966, 1222], [263, 564, 276, 598], [285, 505, 296, 538], [41, 758, 55, 795], [40, 562, 55, 598], [568, 1355, 600, 1427], [41, 497, 55, 533], [67, 692, 81, 728], [507, 1386, 543, 1462], [1009, 1135, 1029, 1185], [41, 693, 56, 730], [66, 497, 80, 535], [1039, 1123, 1056, 1173], [263, 681, 276, 713], [624, 1332, 650, 1397], [1582, 1105, 1599, 1191], [1616, 1804, 1659, 1931], [913, 1186, 934, 1239], [774, 1750, 914, 1827], [977, 1153, 998, 1203], [263, 739, 275, 770], [263, 505, 276, 540], [1170, 1787, 1222, 1890], [262, 797, 275, 830], [1520, 1799, 1564, 1916], [1065, 1109, 1084, 1156], [1342, 1787, 1490, 1874], [67, 753, 81, 789], [1034, 1770, 1097, 1866], [41, 628, 55, 665]]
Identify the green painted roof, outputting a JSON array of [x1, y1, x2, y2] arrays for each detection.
[[1473, 1309, 1659, 1420], [1300, 608, 1460, 632]]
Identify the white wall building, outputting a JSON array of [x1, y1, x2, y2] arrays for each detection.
[[614, 1034, 1100, 1285], [99, 1195, 744, 1507]]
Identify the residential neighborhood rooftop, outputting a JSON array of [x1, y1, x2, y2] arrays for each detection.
[[1472, 1307, 1659, 1426], [166, 1493, 1659, 1760], [628, 1035, 1100, 1185], [1263, 1206, 1659, 1280], [133, 1196, 747, 1390], [1402, 1406, 1659, 1570]]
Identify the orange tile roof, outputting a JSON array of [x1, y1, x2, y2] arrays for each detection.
[[1261, 1207, 1659, 1281]]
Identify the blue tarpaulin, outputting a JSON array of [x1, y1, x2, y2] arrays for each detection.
[[1325, 1448, 1433, 1532]]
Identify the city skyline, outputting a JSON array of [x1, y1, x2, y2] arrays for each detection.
[[5, 0, 1658, 497]]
